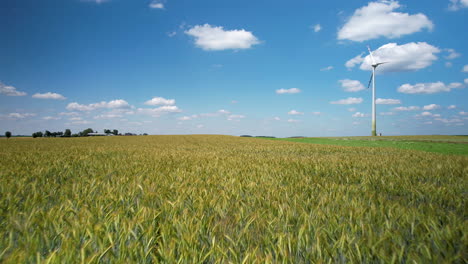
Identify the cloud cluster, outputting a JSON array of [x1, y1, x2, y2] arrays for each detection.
[[32, 92, 66, 100], [83, 0, 109, 4], [339, 79, 365, 92], [227, 114, 245, 121], [313, 24, 322, 32], [376, 98, 401, 104], [185, 24, 260, 51], [398, 81, 463, 94], [422, 104, 441, 110], [276, 88, 301, 94], [288, 110, 304, 115], [463, 65, 468, 73], [346, 42, 440, 73], [7, 113, 36, 119], [352, 112, 368, 117], [144, 97, 175, 106], [43, 116, 61, 120], [330, 97, 363, 105], [338, 1, 433, 42], [0, 83, 27, 96], [393, 106, 420, 111], [149, 1, 164, 9], [320, 66, 333, 71], [93, 114, 123, 120], [137, 106, 182, 117], [449, 0, 468, 11], [66, 99, 130, 111], [444, 49, 461, 60]]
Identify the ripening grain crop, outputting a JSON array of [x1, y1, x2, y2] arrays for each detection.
[[0, 135, 467, 263]]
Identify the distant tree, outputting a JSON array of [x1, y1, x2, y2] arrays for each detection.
[[143, 133, 148, 136], [5, 131, 11, 139], [32, 131, 43, 138], [104, 129, 112, 135], [112, 129, 118, 136], [71, 134, 79, 137], [64, 129, 71, 137], [81, 128, 94, 136], [44, 130, 51, 137]]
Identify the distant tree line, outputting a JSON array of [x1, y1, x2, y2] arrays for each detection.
[[32, 128, 120, 138]]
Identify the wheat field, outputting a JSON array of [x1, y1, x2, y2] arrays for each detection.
[[0, 135, 466, 263]]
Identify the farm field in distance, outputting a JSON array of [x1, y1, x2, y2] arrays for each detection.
[[0, 135, 467, 262], [268, 135, 468, 156]]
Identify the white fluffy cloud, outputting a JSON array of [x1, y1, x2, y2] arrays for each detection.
[[345, 53, 365, 69], [444, 49, 461, 60], [463, 65, 468, 72], [137, 106, 182, 117], [448, 105, 457, 109], [422, 104, 441, 110], [7, 113, 36, 119], [0, 83, 27, 96], [311, 112, 322, 116], [185, 24, 260, 51], [449, 0, 468, 11], [66, 99, 130, 111], [84, 0, 109, 4], [313, 24, 322, 32], [287, 119, 301, 123], [227, 114, 245, 121], [93, 114, 123, 119], [393, 106, 420, 111], [149, 1, 164, 9], [339, 79, 365, 92], [415, 111, 441, 119], [59, 112, 80, 116], [320, 66, 333, 71], [338, 1, 433, 42], [398, 82, 464, 94], [352, 112, 369, 117], [178, 116, 193, 121], [144, 97, 175, 106], [330, 97, 363, 105], [276, 88, 301, 94], [376, 98, 401, 104], [288, 110, 304, 115], [42, 116, 61, 120], [346, 42, 440, 73], [32, 92, 66, 100]]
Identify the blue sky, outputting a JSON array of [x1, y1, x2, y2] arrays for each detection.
[[1, 0, 467, 137]]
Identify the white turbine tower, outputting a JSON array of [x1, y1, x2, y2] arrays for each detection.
[[366, 46, 387, 136]]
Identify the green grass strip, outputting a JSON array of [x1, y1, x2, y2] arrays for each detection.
[[267, 137, 468, 156]]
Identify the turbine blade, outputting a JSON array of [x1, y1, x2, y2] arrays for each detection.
[[367, 46, 376, 65], [375, 62, 389, 67], [367, 72, 373, 89]]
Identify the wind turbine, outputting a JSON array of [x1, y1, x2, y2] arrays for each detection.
[[366, 46, 387, 136]]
